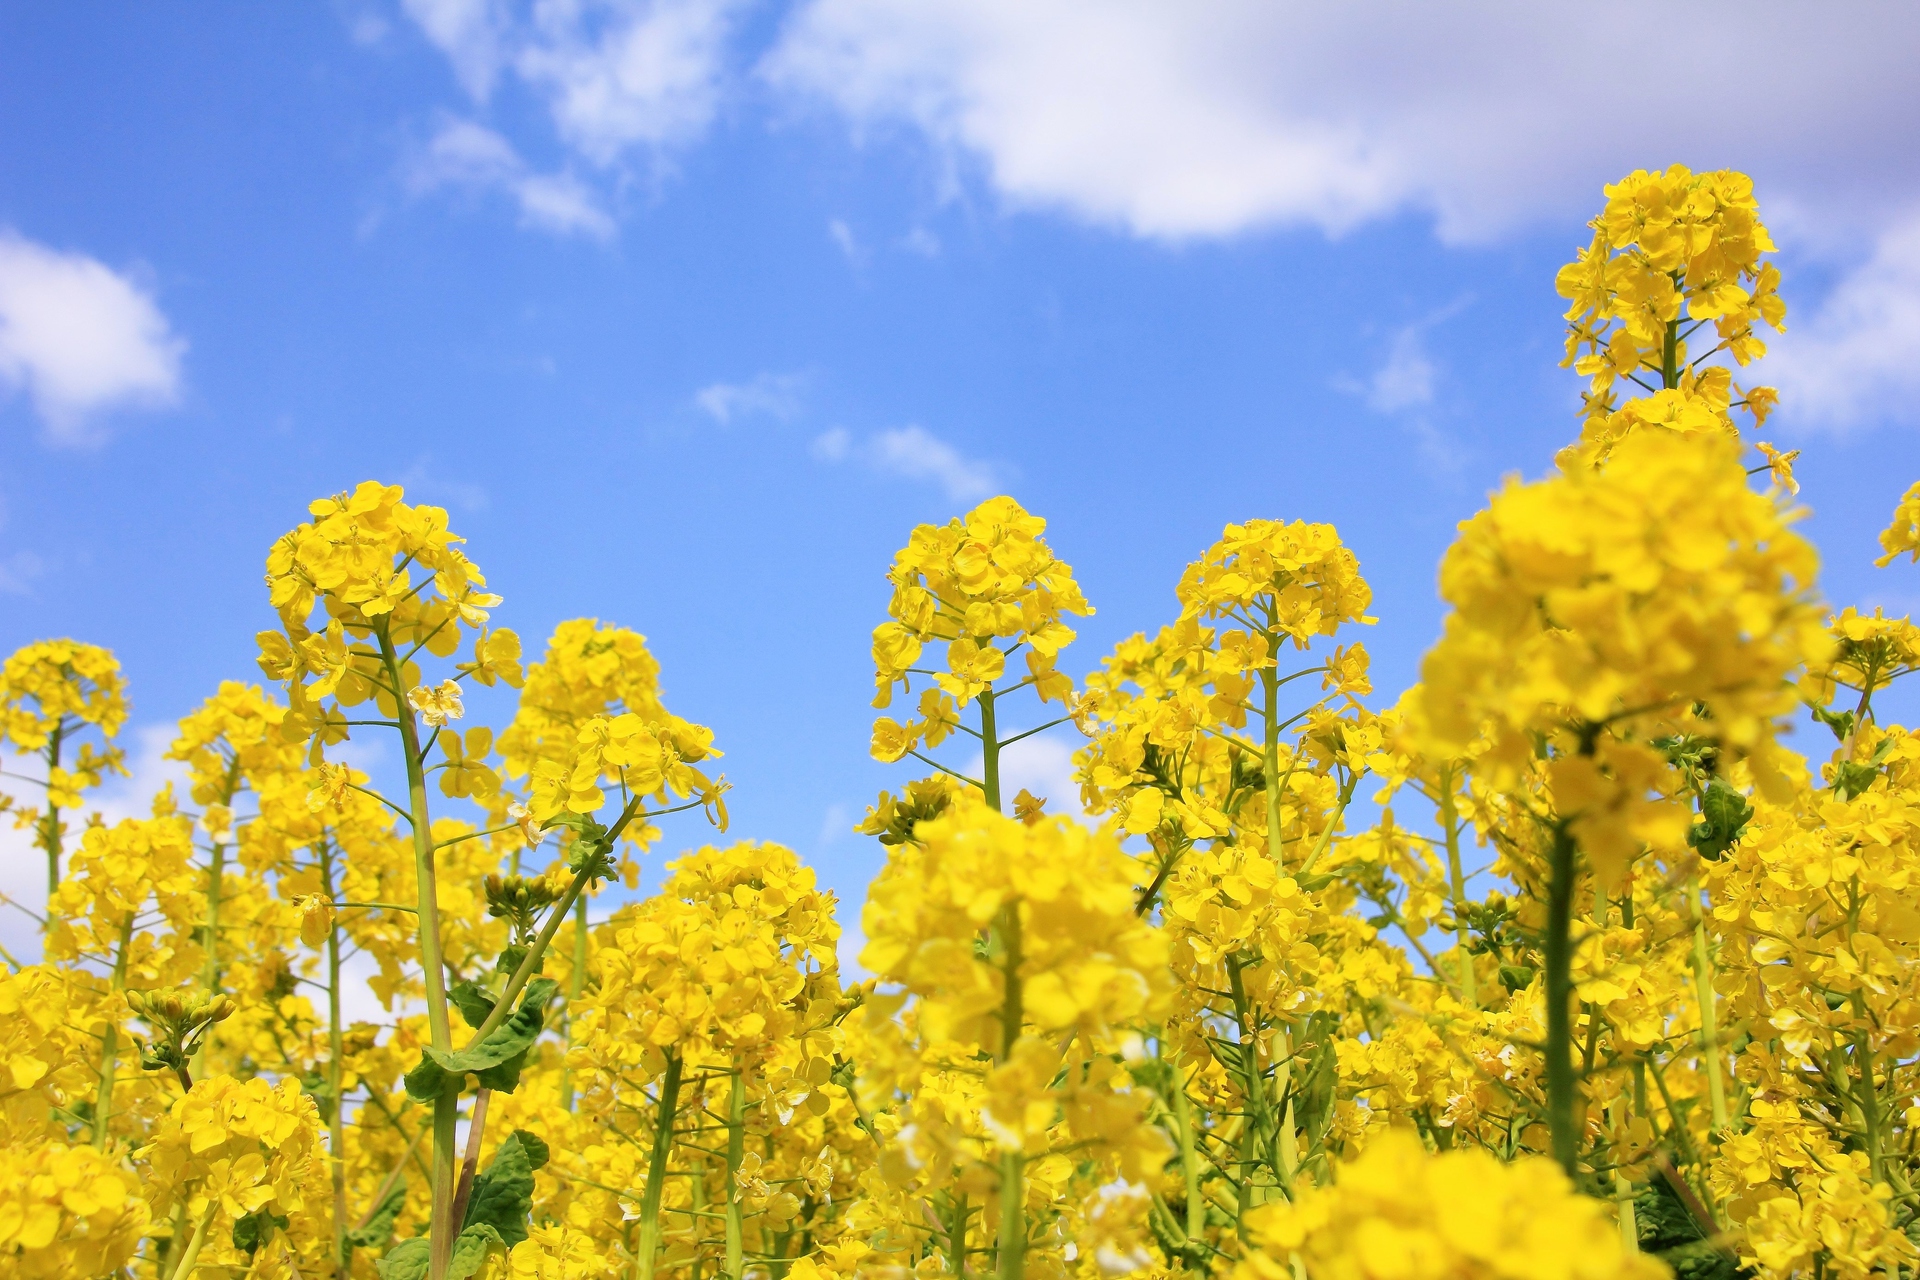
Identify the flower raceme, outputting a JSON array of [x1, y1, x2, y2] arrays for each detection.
[[869, 495, 1091, 765]]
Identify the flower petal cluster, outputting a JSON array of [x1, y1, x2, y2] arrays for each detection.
[[870, 496, 1090, 762], [1238, 1131, 1666, 1280], [0, 1140, 150, 1280]]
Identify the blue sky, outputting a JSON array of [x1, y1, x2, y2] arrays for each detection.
[[4, 2, 1920, 952]]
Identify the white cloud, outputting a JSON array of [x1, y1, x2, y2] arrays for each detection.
[[405, 0, 742, 165], [1362, 326, 1436, 413], [1768, 214, 1920, 430], [402, 0, 508, 96], [900, 226, 941, 257], [0, 230, 185, 440], [407, 117, 617, 239], [695, 370, 804, 423], [764, 2, 1920, 244], [0, 550, 46, 595], [827, 217, 863, 265], [812, 423, 1002, 500], [810, 425, 852, 460], [869, 425, 998, 500], [517, 0, 745, 164]]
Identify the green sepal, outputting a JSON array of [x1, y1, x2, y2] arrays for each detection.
[[403, 977, 560, 1102]]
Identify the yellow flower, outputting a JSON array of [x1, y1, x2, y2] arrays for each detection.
[[0, 1141, 149, 1280], [408, 678, 466, 727]]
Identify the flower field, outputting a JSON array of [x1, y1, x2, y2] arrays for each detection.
[[5, 164, 1920, 1280]]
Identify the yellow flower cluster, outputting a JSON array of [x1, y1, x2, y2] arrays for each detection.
[[870, 495, 1090, 763], [1413, 430, 1826, 876], [1556, 164, 1785, 467], [0, 1141, 149, 1280], [1239, 1132, 1666, 1280]]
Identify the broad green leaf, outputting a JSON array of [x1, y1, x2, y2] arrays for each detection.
[[461, 1129, 548, 1248], [447, 1223, 504, 1280], [404, 978, 559, 1102], [449, 981, 496, 1031], [375, 1237, 429, 1280]]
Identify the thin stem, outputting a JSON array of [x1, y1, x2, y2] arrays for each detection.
[[561, 894, 589, 1111], [40, 724, 64, 904], [636, 1053, 684, 1280], [1439, 765, 1478, 1009], [980, 689, 1002, 813], [725, 1063, 746, 1280], [92, 913, 135, 1149], [167, 1202, 220, 1280], [449, 1088, 492, 1231], [1687, 874, 1729, 1134], [996, 902, 1023, 1280], [375, 624, 456, 1280], [1544, 824, 1580, 1176], [323, 840, 349, 1272]]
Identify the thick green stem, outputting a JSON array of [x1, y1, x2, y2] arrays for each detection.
[[561, 894, 589, 1111], [1687, 875, 1729, 1134], [1169, 1056, 1205, 1246], [636, 1053, 684, 1280], [376, 628, 456, 1280], [947, 1194, 970, 1280], [40, 725, 64, 902], [724, 1064, 747, 1280], [324, 841, 349, 1271], [980, 689, 1001, 813], [996, 904, 1024, 1280], [92, 913, 135, 1149], [1544, 825, 1580, 1176], [1438, 765, 1477, 1008]]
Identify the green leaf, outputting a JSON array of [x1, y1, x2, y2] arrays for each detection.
[[232, 1207, 289, 1255], [449, 981, 497, 1031], [375, 1237, 430, 1280], [462, 1130, 547, 1248], [1688, 776, 1753, 861], [1812, 704, 1855, 744], [404, 978, 560, 1102], [347, 1178, 408, 1250], [448, 1223, 505, 1280]]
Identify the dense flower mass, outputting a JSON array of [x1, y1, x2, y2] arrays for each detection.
[[6, 165, 1920, 1280]]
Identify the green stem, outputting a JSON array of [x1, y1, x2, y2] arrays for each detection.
[[1687, 875, 1729, 1134], [1226, 953, 1278, 1205], [1439, 765, 1477, 1009], [997, 903, 1024, 1280], [636, 1053, 684, 1280], [725, 1063, 746, 1280], [324, 840, 349, 1272], [561, 894, 589, 1111], [192, 838, 226, 1082], [376, 627, 457, 1280], [1261, 611, 1283, 865], [1169, 1055, 1205, 1248], [92, 913, 135, 1149], [40, 724, 64, 903], [167, 1202, 219, 1280], [1544, 825, 1580, 1176], [947, 1194, 969, 1280], [980, 689, 1001, 813]]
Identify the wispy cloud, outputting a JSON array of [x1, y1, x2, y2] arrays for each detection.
[[1770, 212, 1920, 431], [695, 371, 805, 424], [405, 117, 616, 240], [828, 217, 864, 266], [811, 423, 1002, 500], [0, 230, 185, 441]]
